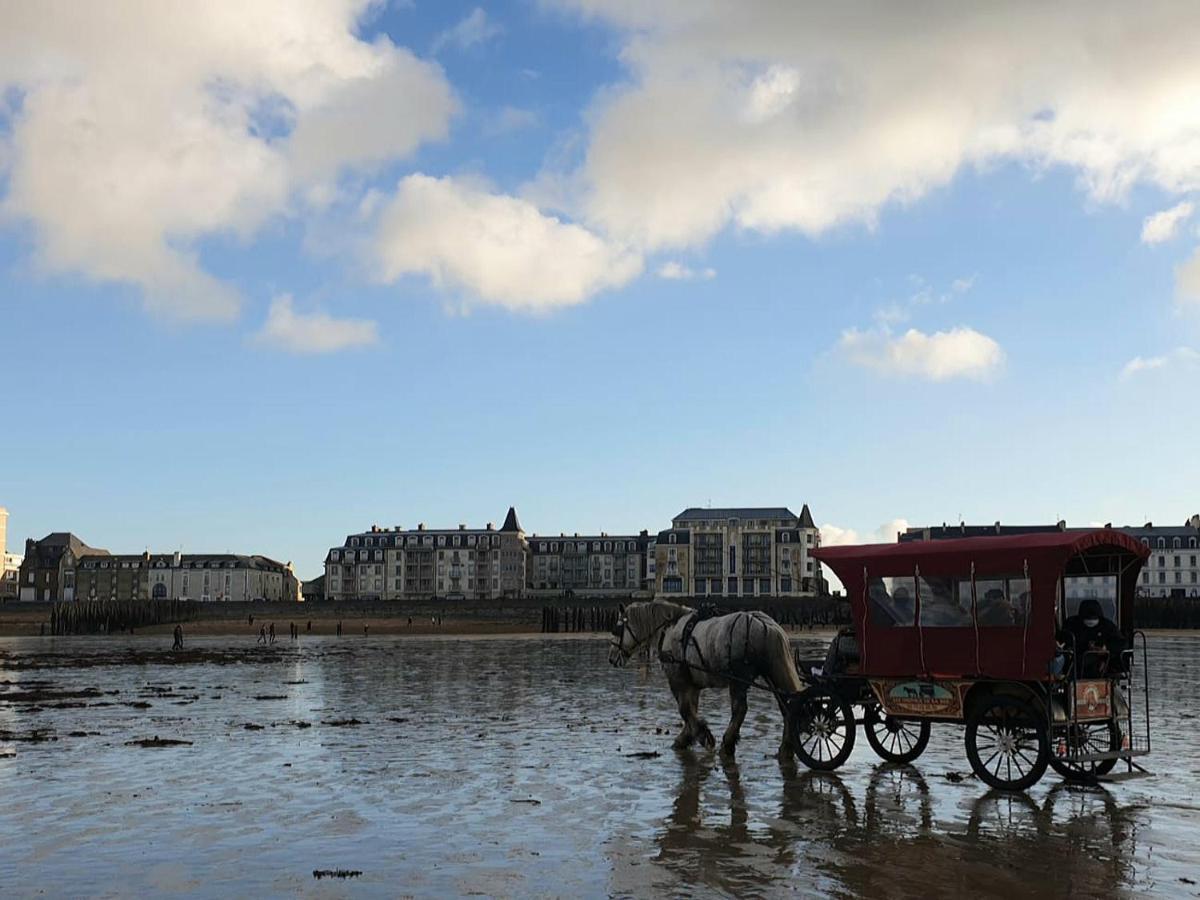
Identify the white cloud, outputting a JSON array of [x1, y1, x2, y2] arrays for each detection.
[[1141, 201, 1195, 244], [432, 8, 502, 53], [551, 2, 1200, 253], [373, 174, 643, 311], [1177, 246, 1200, 309], [838, 326, 1005, 381], [255, 295, 378, 354], [0, 2, 455, 320], [1120, 346, 1200, 379], [484, 106, 540, 136], [821, 519, 911, 548], [657, 260, 716, 280]]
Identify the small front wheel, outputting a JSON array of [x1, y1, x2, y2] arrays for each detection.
[[965, 694, 1049, 791], [791, 692, 856, 771], [864, 704, 931, 764], [1048, 719, 1120, 781]]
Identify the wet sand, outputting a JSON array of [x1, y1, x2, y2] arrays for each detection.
[[0, 633, 1197, 897]]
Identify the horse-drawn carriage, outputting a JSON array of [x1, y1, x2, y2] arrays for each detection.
[[799, 528, 1153, 790]]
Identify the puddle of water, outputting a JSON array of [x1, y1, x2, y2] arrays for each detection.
[[0, 633, 1197, 898]]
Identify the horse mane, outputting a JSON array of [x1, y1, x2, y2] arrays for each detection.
[[626, 600, 693, 650]]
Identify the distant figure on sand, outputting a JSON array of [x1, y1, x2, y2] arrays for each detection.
[[248, 614, 254, 626], [269, 623, 276, 644], [306, 620, 311, 633], [364, 624, 369, 637], [258, 625, 267, 644], [172, 625, 184, 650], [336, 621, 342, 637]]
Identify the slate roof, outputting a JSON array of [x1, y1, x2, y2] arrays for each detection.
[[501, 506, 523, 532], [798, 504, 816, 529], [673, 507, 798, 524]]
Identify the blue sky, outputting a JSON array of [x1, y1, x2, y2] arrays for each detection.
[[2, 2, 1199, 578]]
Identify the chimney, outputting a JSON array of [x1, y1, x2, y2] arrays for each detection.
[[418, 523, 425, 531], [486, 523, 494, 531], [172, 551, 181, 567], [459, 524, 466, 531], [1057, 520, 1067, 530]]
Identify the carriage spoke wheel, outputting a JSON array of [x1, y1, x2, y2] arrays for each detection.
[[1048, 719, 1120, 781], [965, 695, 1049, 792], [864, 704, 931, 764], [791, 693, 856, 771]]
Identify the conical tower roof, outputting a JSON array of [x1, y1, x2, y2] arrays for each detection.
[[500, 506, 523, 532], [798, 504, 816, 529]]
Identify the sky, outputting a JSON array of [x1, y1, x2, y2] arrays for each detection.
[[1, 1, 1199, 580]]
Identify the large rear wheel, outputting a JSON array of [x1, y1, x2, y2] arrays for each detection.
[[1048, 719, 1120, 781], [965, 694, 1049, 792], [791, 692, 856, 771], [864, 704, 931, 764]]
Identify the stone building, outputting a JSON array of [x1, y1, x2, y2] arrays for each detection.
[[1129, 515, 1200, 599], [324, 507, 527, 602], [17, 531, 295, 602], [18, 533, 109, 602], [76, 551, 294, 602], [654, 506, 823, 599], [526, 531, 652, 597]]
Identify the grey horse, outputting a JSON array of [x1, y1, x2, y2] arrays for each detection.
[[608, 600, 807, 758]]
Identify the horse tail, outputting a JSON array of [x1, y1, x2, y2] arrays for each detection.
[[760, 616, 805, 699]]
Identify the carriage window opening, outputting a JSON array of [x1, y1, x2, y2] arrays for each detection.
[[867, 575, 915, 626], [917, 576, 971, 626], [1062, 575, 1118, 621], [975, 577, 1027, 626]]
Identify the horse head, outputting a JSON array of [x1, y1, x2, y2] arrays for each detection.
[[608, 603, 636, 667]]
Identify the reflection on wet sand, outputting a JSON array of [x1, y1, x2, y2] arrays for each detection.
[[0, 633, 1195, 897]]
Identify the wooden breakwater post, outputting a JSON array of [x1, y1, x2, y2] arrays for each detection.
[[49, 599, 201, 635]]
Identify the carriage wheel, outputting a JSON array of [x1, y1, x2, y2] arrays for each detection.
[[791, 692, 856, 771], [1048, 719, 1120, 781], [864, 704, 931, 764], [965, 695, 1049, 792]]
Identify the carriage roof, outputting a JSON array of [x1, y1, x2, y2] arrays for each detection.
[[812, 528, 1150, 680]]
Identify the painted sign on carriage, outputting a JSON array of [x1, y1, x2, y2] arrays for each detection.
[[872, 679, 965, 718], [1073, 679, 1111, 720]]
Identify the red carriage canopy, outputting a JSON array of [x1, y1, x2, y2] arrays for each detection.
[[814, 529, 1150, 680]]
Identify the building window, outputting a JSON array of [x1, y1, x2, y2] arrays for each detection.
[[781, 576, 792, 593], [728, 577, 738, 594], [695, 579, 706, 594], [663, 576, 683, 593], [782, 532, 790, 543], [744, 580, 754, 595], [760, 578, 770, 594], [728, 546, 736, 574], [1159, 572, 1166, 584], [669, 534, 677, 545]]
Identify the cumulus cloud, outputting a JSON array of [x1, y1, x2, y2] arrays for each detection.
[[821, 519, 911, 548], [432, 8, 502, 53], [255, 295, 378, 354], [0, 1, 455, 320], [838, 326, 1005, 382], [1120, 346, 1200, 379], [1177, 246, 1200, 309], [373, 174, 642, 311], [551, 2, 1200, 252], [657, 260, 716, 280], [1141, 201, 1195, 245]]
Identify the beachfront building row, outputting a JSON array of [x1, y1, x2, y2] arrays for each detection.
[[16, 532, 300, 603], [0, 506, 21, 602], [323, 504, 825, 601], [654, 506, 824, 599], [900, 514, 1200, 600]]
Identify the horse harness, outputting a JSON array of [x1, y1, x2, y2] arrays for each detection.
[[658, 606, 787, 698]]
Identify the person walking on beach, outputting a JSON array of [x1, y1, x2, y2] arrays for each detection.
[[336, 620, 342, 637], [269, 623, 276, 644], [258, 624, 267, 644], [363, 623, 369, 637], [172, 625, 184, 650], [306, 620, 311, 633]]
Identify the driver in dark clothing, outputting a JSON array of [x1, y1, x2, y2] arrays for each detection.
[[1056, 598, 1125, 676]]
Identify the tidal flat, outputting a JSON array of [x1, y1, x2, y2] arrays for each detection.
[[0, 633, 1197, 898]]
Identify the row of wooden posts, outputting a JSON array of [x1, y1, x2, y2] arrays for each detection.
[[49, 599, 201, 635]]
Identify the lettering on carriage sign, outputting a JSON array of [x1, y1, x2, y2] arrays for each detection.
[[1073, 679, 1111, 720], [872, 680, 966, 718]]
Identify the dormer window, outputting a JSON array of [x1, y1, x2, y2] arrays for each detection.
[[782, 532, 790, 543], [669, 534, 677, 545]]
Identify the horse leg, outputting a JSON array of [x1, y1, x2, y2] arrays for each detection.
[[721, 686, 748, 757], [671, 679, 696, 749], [691, 687, 716, 750]]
